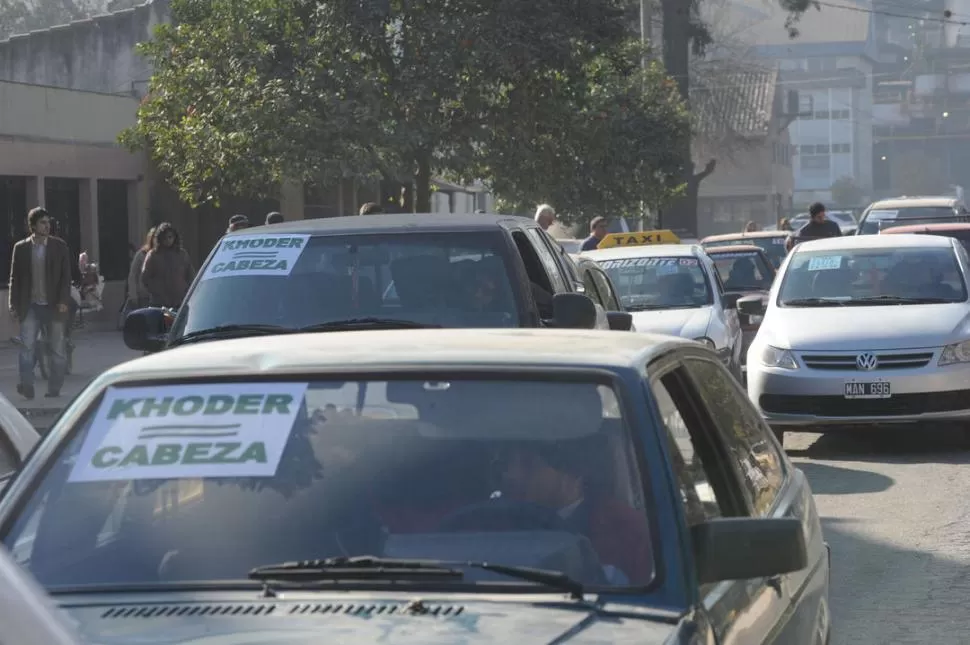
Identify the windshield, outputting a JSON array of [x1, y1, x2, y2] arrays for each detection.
[[598, 256, 712, 310], [778, 246, 967, 306], [709, 251, 774, 292], [174, 232, 521, 337], [702, 236, 788, 269], [4, 377, 653, 591], [859, 207, 958, 234]]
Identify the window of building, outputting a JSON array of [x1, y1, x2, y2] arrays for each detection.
[[816, 144, 830, 154], [97, 180, 130, 282], [833, 143, 852, 154], [832, 109, 851, 120], [814, 110, 830, 120], [801, 155, 831, 171], [800, 144, 815, 155]]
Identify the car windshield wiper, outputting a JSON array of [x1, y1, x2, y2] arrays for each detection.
[[298, 318, 441, 331], [782, 298, 848, 307], [843, 295, 953, 305], [170, 324, 294, 347], [248, 556, 585, 599]]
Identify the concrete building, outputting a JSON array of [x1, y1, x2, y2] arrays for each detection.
[[0, 79, 149, 338], [692, 64, 795, 235], [724, 0, 877, 209]]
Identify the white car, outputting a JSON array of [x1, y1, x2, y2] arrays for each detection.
[[0, 545, 83, 645], [0, 393, 39, 487], [583, 244, 743, 378], [743, 233, 970, 441]]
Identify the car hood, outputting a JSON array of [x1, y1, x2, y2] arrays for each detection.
[[631, 306, 712, 339], [763, 302, 970, 350], [60, 595, 677, 645]]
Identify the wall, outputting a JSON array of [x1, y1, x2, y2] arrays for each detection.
[[0, 0, 169, 96]]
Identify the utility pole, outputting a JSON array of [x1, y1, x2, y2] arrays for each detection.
[[639, 0, 652, 230]]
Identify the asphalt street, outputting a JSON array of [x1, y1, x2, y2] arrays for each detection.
[[787, 428, 970, 644]]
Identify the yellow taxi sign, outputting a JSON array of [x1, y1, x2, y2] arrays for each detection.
[[597, 230, 680, 249]]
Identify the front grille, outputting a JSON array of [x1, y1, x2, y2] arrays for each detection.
[[760, 389, 970, 417], [800, 352, 934, 370]]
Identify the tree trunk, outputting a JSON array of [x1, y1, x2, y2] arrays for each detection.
[[660, 0, 698, 236], [415, 150, 432, 213]]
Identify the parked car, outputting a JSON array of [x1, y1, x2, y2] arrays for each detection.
[[700, 230, 790, 269], [0, 327, 829, 644], [124, 214, 631, 353], [0, 545, 84, 645], [584, 243, 744, 381], [702, 244, 777, 379], [855, 196, 970, 235], [743, 233, 970, 444], [0, 392, 40, 490], [881, 221, 970, 253]]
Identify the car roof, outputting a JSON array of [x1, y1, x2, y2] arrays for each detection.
[[794, 232, 956, 252], [700, 230, 788, 243], [228, 213, 529, 237], [704, 244, 764, 254], [866, 197, 959, 210], [882, 222, 970, 233], [96, 329, 694, 386], [581, 243, 701, 260]]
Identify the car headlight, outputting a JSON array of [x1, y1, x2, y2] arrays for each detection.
[[939, 340, 970, 366], [693, 337, 715, 349], [761, 345, 798, 370]]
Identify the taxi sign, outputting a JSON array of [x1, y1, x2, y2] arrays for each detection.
[[597, 230, 680, 249]]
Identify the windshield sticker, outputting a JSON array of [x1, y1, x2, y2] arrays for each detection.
[[657, 264, 679, 275], [201, 235, 311, 280], [807, 256, 842, 271], [68, 382, 309, 483], [771, 238, 786, 245]]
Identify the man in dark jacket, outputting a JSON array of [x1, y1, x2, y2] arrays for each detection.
[[265, 211, 284, 225], [8, 207, 73, 400], [786, 202, 841, 251]]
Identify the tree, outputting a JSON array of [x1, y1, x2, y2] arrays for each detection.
[[122, 0, 690, 214], [658, 0, 811, 235], [830, 176, 865, 208]]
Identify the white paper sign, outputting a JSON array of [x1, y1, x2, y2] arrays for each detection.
[[807, 256, 842, 271], [68, 382, 309, 483], [201, 234, 311, 280]]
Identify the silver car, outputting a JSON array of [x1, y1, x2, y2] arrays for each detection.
[[743, 233, 970, 441]]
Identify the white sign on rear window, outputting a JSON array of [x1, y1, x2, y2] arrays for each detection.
[[201, 235, 311, 280], [807, 256, 842, 271], [867, 210, 898, 220], [68, 383, 308, 483]]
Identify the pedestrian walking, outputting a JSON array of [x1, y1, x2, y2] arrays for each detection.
[[265, 211, 284, 225], [227, 214, 250, 233], [580, 217, 609, 251], [778, 217, 792, 231], [743, 220, 759, 233], [786, 202, 841, 251], [141, 222, 195, 309], [7, 207, 73, 400], [126, 227, 155, 310], [359, 202, 383, 215], [534, 204, 556, 231]]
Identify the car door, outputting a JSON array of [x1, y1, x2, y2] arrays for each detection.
[[526, 228, 571, 294], [648, 356, 792, 645], [0, 396, 38, 489], [682, 355, 828, 645], [588, 264, 624, 312], [700, 253, 742, 372]]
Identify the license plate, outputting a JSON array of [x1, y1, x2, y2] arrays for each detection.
[[844, 381, 891, 399]]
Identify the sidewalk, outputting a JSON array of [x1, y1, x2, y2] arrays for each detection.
[[0, 330, 141, 431]]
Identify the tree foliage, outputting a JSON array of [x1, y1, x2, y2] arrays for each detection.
[[122, 0, 690, 215]]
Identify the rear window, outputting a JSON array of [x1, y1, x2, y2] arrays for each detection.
[[860, 206, 959, 234], [703, 237, 788, 269], [175, 232, 522, 336]]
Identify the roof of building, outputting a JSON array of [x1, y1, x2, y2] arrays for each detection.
[[93, 329, 692, 387], [691, 63, 778, 138], [228, 213, 530, 237]]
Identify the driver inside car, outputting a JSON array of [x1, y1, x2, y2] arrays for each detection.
[[496, 441, 653, 584]]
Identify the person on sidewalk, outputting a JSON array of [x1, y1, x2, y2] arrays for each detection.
[[265, 211, 284, 225], [126, 227, 155, 311], [141, 222, 195, 309], [227, 214, 250, 233], [359, 202, 383, 215], [8, 207, 73, 400], [580, 217, 609, 251], [534, 204, 556, 231]]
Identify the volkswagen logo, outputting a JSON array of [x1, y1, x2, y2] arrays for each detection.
[[856, 353, 879, 371]]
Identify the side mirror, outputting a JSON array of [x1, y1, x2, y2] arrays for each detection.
[[691, 517, 807, 584], [721, 292, 742, 310], [122, 308, 168, 353], [606, 311, 634, 331], [737, 295, 767, 317], [550, 293, 598, 329]]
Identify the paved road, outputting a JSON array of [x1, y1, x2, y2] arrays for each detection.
[[787, 428, 970, 644]]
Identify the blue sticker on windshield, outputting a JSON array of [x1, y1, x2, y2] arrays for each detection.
[[657, 265, 679, 275]]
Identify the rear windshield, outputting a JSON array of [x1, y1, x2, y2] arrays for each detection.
[[709, 251, 774, 291], [860, 206, 959, 234], [175, 232, 522, 336], [702, 236, 788, 269]]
